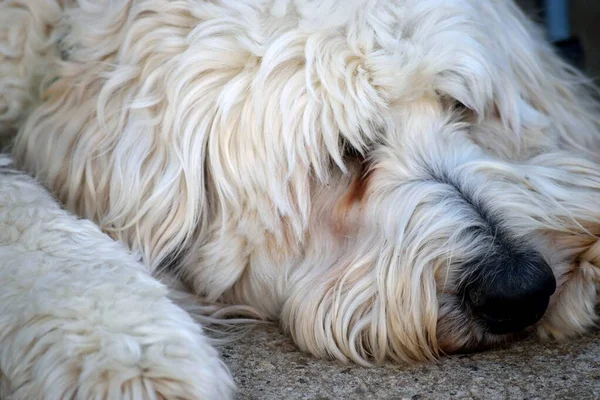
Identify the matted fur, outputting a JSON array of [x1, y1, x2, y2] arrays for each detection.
[[2, 0, 600, 398]]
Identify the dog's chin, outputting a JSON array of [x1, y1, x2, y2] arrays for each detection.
[[435, 294, 535, 356], [437, 321, 530, 356]]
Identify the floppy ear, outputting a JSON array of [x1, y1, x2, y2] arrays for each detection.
[[12, 0, 209, 270], [12, 0, 392, 270]]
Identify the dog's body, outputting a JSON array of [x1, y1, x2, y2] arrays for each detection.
[[2, 0, 600, 398]]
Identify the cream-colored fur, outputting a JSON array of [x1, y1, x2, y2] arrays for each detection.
[[0, 156, 234, 399], [2, 0, 600, 398]]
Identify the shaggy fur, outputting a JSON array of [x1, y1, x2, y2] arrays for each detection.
[[2, 0, 600, 398], [0, 156, 234, 399]]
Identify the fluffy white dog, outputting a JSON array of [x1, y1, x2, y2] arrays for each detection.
[[2, 0, 600, 398]]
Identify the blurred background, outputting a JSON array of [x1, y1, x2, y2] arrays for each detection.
[[517, 0, 600, 79]]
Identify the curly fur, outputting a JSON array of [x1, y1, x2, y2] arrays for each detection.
[[2, 0, 600, 398], [0, 155, 234, 399]]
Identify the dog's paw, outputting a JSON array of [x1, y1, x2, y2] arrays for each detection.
[[1, 295, 235, 400], [0, 237, 235, 400], [0, 173, 236, 399]]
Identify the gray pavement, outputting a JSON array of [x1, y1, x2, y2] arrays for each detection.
[[223, 325, 600, 400]]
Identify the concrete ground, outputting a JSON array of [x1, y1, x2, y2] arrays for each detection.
[[223, 325, 600, 400]]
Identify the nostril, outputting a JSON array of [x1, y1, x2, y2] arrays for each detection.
[[463, 254, 556, 335]]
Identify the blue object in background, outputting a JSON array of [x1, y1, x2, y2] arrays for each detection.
[[546, 0, 571, 42]]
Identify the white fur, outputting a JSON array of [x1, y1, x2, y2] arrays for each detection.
[[0, 156, 234, 399], [2, 0, 600, 397]]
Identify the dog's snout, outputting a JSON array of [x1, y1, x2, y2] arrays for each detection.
[[464, 254, 556, 335]]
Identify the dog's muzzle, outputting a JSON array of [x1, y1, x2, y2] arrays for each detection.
[[462, 251, 556, 335]]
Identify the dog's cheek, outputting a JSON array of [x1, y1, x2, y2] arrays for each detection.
[[536, 245, 600, 340]]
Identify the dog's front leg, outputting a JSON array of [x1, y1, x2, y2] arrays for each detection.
[[0, 161, 234, 400]]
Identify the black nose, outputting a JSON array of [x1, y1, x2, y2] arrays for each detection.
[[464, 253, 556, 335]]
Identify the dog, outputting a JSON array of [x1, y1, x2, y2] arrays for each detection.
[[2, 0, 600, 398]]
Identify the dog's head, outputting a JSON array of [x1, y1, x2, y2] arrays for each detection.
[[267, 0, 600, 364], [283, 91, 600, 365]]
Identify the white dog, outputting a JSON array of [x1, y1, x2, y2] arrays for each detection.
[[2, 0, 600, 398]]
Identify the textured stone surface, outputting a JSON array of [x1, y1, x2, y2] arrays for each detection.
[[223, 325, 600, 400]]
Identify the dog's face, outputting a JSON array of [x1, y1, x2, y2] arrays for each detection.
[[306, 98, 600, 365]]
